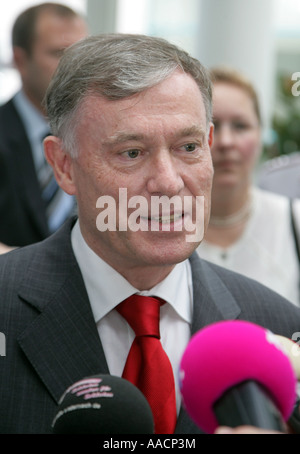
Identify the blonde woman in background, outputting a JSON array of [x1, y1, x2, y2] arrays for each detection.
[[197, 66, 300, 306]]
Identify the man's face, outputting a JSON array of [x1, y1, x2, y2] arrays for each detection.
[[17, 12, 87, 112], [63, 71, 213, 286]]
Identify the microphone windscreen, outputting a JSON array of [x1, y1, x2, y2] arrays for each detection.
[[179, 320, 297, 434], [52, 374, 154, 434], [275, 335, 300, 379]]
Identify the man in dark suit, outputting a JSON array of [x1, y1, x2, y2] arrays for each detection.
[[0, 34, 300, 435], [0, 3, 87, 250]]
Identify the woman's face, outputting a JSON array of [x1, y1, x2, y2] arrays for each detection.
[[211, 82, 261, 190]]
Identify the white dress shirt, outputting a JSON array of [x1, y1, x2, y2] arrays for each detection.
[[71, 220, 193, 413]]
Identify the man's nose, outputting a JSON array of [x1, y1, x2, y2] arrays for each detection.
[[146, 151, 184, 196]]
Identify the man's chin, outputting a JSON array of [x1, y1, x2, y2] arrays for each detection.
[[137, 241, 198, 267]]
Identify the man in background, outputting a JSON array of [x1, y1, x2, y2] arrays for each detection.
[[0, 2, 87, 251]]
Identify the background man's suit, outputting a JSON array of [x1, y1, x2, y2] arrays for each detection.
[[0, 99, 50, 246], [1, 218, 300, 434]]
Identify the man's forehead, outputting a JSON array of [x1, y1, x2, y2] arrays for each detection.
[[80, 74, 206, 116], [35, 12, 86, 42], [77, 95, 207, 139], [103, 125, 207, 146]]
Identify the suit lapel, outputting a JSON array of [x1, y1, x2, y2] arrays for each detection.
[[175, 252, 242, 433], [189, 252, 241, 334], [17, 221, 109, 404]]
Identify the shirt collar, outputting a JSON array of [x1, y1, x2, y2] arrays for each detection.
[[13, 89, 49, 138], [13, 90, 50, 168], [71, 220, 193, 324]]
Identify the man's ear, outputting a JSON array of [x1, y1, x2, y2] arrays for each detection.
[[43, 136, 76, 196], [208, 122, 214, 148], [13, 46, 29, 76]]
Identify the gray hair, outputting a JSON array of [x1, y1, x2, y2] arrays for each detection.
[[45, 33, 212, 156]]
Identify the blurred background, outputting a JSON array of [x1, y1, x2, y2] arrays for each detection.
[[0, 0, 299, 160]]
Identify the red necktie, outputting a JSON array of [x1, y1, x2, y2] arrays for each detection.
[[117, 294, 177, 434]]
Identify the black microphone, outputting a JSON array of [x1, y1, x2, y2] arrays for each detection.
[[52, 374, 154, 434]]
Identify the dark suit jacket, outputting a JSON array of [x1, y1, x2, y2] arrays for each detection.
[[0, 99, 49, 247], [1, 218, 300, 434]]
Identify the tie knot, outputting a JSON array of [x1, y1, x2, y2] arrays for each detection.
[[117, 294, 162, 338]]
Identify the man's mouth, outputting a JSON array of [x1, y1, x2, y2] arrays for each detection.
[[145, 212, 184, 224], [136, 212, 187, 232]]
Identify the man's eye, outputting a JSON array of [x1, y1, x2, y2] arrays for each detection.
[[183, 143, 197, 152], [49, 49, 65, 59], [126, 149, 140, 159]]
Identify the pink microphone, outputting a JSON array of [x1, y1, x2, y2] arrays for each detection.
[[179, 320, 297, 434]]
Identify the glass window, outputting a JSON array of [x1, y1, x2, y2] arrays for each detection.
[[116, 0, 200, 55]]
